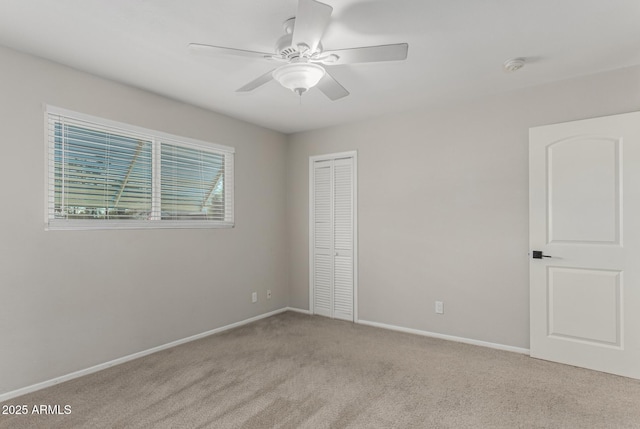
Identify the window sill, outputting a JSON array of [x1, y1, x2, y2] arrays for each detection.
[[45, 220, 234, 231]]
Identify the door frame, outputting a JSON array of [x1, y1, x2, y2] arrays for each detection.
[[309, 150, 358, 321]]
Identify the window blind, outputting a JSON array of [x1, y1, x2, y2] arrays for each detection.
[[159, 141, 233, 221], [46, 106, 234, 230]]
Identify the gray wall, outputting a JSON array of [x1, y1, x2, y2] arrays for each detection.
[[3, 40, 640, 396], [287, 65, 640, 349], [0, 46, 288, 395]]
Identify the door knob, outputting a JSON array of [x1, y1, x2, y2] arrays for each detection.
[[532, 250, 552, 259]]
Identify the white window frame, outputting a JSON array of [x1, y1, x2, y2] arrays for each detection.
[[44, 105, 235, 230]]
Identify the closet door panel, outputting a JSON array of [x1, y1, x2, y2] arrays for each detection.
[[333, 158, 354, 320], [313, 161, 333, 316]]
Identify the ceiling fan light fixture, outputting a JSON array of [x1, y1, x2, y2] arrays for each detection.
[[272, 62, 325, 95]]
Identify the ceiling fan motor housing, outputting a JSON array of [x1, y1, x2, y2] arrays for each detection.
[[275, 18, 322, 59]]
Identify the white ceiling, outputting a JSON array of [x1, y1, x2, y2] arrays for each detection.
[[1, 0, 639, 134]]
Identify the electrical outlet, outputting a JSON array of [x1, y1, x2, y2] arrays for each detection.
[[252, 292, 257, 303], [435, 301, 444, 314], [267, 290, 272, 299]]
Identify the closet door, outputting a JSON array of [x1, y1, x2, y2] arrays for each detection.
[[310, 153, 356, 321], [332, 157, 354, 321], [312, 160, 333, 318]]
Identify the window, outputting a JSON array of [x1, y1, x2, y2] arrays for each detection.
[[46, 106, 234, 230]]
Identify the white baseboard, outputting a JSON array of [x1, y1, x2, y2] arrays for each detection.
[[0, 308, 289, 403], [1, 309, 528, 403], [285, 307, 312, 315], [357, 319, 530, 355], [284, 310, 527, 354]]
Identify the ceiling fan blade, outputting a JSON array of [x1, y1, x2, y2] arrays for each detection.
[[189, 43, 273, 60], [236, 69, 276, 92], [291, 0, 333, 53], [319, 43, 408, 65], [316, 72, 349, 101]]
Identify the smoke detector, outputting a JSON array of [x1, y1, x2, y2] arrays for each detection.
[[503, 57, 526, 72]]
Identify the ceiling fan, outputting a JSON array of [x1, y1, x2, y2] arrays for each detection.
[[189, 0, 408, 100]]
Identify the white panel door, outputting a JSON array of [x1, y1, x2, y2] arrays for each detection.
[[310, 153, 356, 321], [529, 111, 640, 379]]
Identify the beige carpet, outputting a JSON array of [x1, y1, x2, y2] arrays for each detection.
[[1, 311, 640, 428]]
